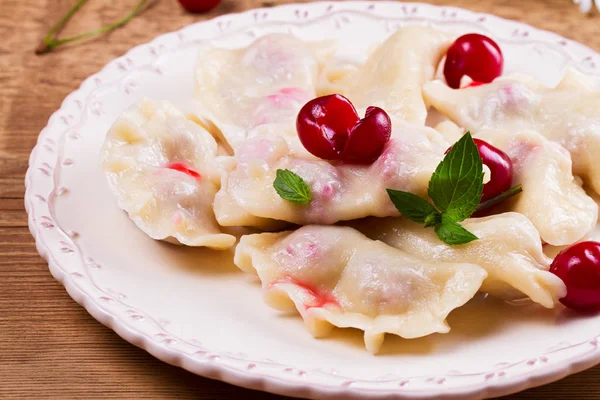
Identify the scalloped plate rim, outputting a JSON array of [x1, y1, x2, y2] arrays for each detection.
[[24, 2, 600, 399]]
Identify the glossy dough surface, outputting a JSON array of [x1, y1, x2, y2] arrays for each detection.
[[100, 27, 600, 352], [337, 26, 452, 124], [214, 121, 448, 226], [101, 99, 235, 249], [193, 34, 332, 150], [477, 129, 598, 245], [212, 27, 455, 226], [235, 226, 487, 353], [423, 68, 600, 195], [362, 213, 567, 308], [433, 122, 598, 246]]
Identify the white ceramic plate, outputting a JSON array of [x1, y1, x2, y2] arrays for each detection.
[[25, 2, 600, 399]]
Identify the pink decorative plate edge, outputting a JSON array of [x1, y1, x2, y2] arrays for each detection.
[[25, 2, 600, 399]]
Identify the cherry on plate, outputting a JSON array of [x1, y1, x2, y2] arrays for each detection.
[[446, 138, 513, 202], [296, 94, 359, 160], [296, 95, 392, 164], [473, 139, 513, 201], [444, 33, 504, 89], [550, 241, 600, 312], [342, 106, 392, 164], [177, 0, 221, 13]]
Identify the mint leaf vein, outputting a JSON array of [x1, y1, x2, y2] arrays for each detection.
[[434, 214, 478, 245], [273, 169, 312, 205], [428, 132, 484, 222], [387, 132, 490, 246], [386, 189, 440, 224]]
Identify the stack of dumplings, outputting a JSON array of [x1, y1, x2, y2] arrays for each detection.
[[101, 26, 600, 353]]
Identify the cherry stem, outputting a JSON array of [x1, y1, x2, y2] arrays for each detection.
[[36, 0, 148, 55], [475, 184, 523, 213]]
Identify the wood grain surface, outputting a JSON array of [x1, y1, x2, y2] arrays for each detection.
[[1, 0, 599, 398]]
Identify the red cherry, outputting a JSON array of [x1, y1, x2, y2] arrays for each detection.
[[445, 138, 513, 201], [296, 94, 359, 160], [296, 95, 392, 163], [550, 241, 600, 312], [444, 33, 504, 89], [342, 106, 392, 164], [473, 139, 513, 201], [466, 81, 486, 88], [177, 0, 221, 13]]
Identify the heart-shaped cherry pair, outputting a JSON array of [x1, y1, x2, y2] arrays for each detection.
[[296, 94, 392, 164]]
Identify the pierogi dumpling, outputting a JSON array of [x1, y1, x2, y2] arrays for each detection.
[[235, 225, 487, 353], [336, 26, 453, 125], [214, 120, 449, 226], [432, 122, 598, 246], [193, 33, 334, 151], [101, 99, 235, 249], [360, 213, 567, 308], [423, 68, 600, 195]]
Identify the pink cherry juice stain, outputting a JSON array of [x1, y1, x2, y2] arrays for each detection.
[[165, 162, 201, 179], [171, 212, 183, 225], [266, 87, 308, 106], [278, 87, 308, 97], [375, 140, 402, 180], [509, 139, 540, 170], [269, 275, 340, 310], [319, 183, 336, 201], [498, 83, 533, 112], [253, 88, 310, 127]]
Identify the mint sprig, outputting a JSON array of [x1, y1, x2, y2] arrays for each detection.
[[435, 214, 478, 245], [428, 132, 484, 222], [387, 132, 488, 246], [274, 169, 312, 205], [385, 189, 438, 225]]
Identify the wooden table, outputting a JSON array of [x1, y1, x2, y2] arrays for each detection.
[[2, 0, 599, 398]]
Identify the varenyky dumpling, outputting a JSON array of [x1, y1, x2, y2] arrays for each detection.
[[193, 33, 333, 150], [235, 225, 487, 353], [423, 68, 600, 194], [432, 122, 598, 246], [360, 213, 566, 308], [476, 129, 598, 245], [335, 26, 452, 125], [101, 98, 236, 249], [214, 120, 449, 226]]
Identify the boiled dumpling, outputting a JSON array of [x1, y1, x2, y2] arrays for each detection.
[[432, 122, 598, 245], [193, 33, 333, 150], [214, 120, 449, 226], [331, 26, 452, 124], [101, 98, 235, 249], [235, 225, 487, 353], [360, 212, 566, 308], [476, 129, 597, 245], [423, 68, 600, 194]]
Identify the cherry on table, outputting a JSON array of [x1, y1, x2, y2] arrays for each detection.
[[177, 0, 222, 13], [550, 241, 600, 312], [444, 33, 504, 89]]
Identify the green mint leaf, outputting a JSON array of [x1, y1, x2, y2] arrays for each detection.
[[424, 212, 441, 228], [427, 132, 484, 222], [386, 189, 440, 224], [273, 169, 312, 205], [434, 214, 478, 245]]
